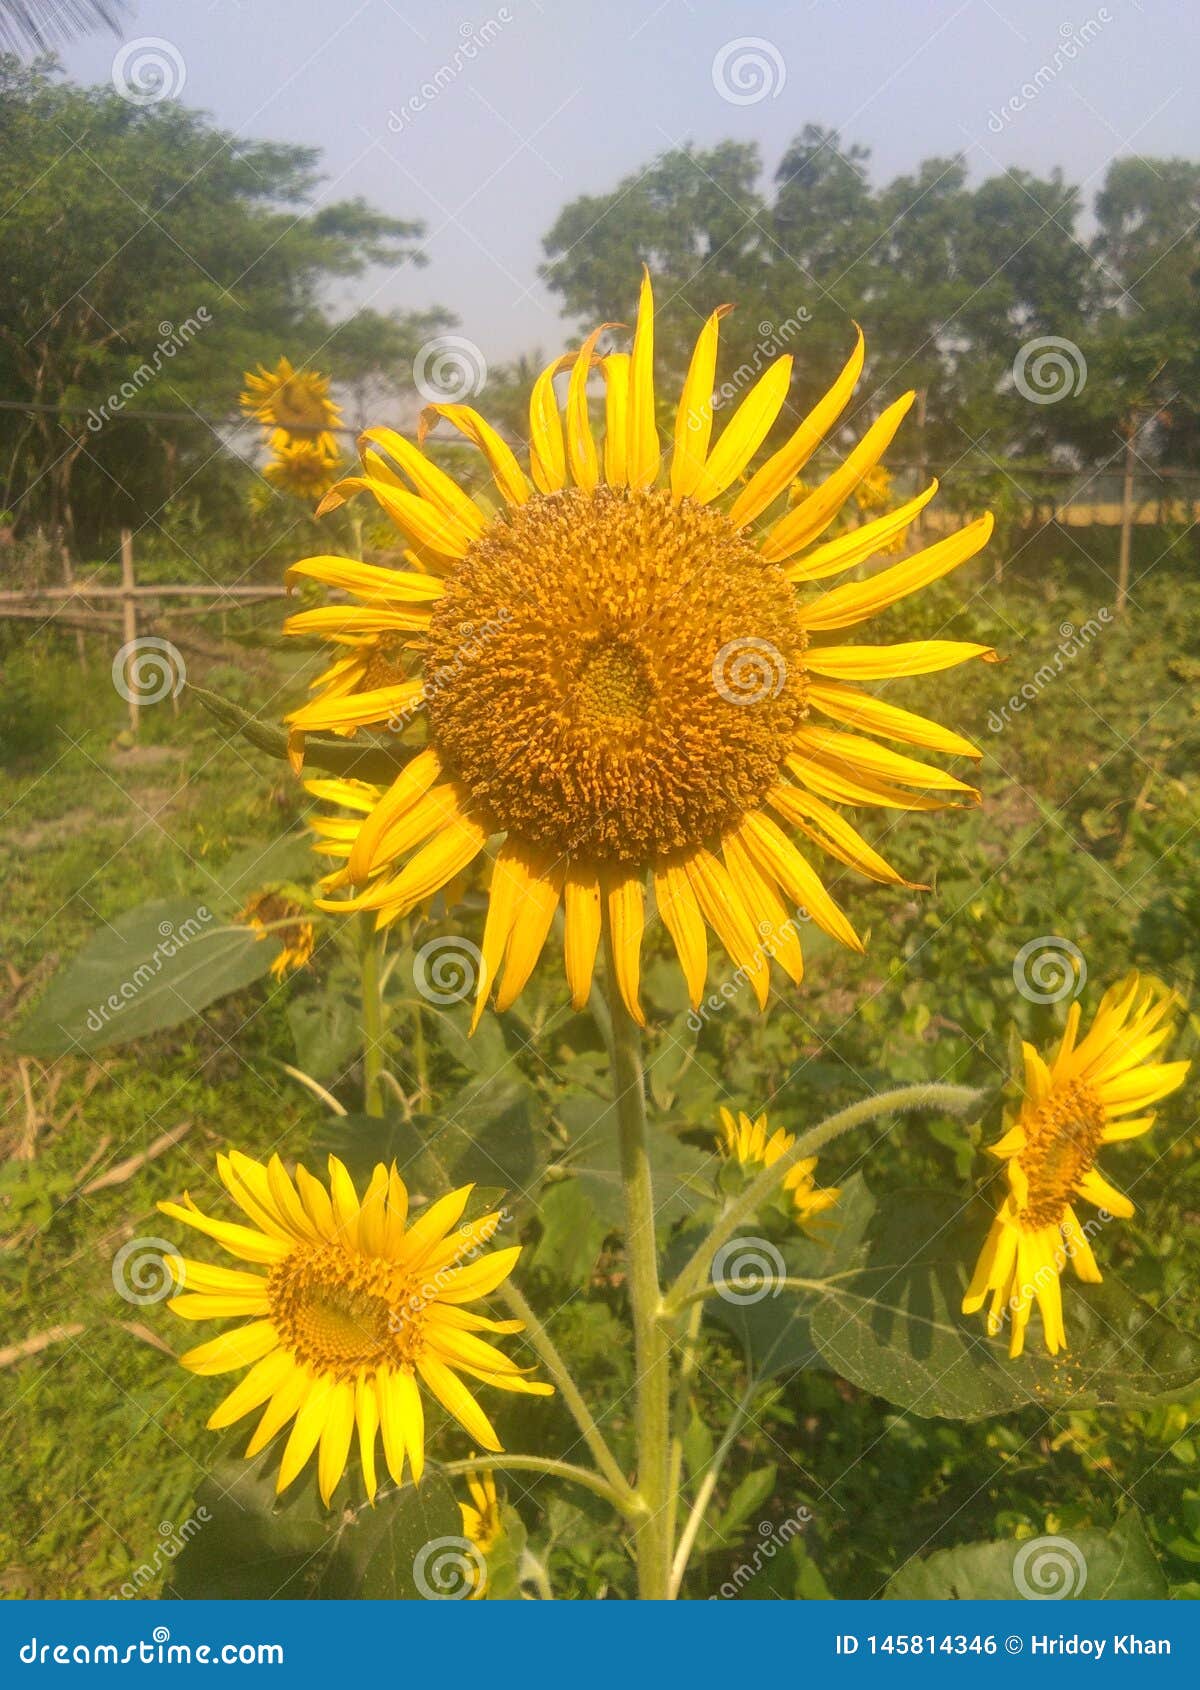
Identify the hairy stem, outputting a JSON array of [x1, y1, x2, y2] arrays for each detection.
[[439, 1454, 629, 1512], [667, 1082, 980, 1313], [358, 913, 386, 1118]]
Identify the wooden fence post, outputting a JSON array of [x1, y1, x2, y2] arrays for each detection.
[[119, 528, 139, 737]]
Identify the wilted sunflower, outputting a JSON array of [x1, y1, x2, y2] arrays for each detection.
[[283, 273, 994, 1026], [717, 1106, 840, 1226], [159, 1152, 551, 1505], [242, 356, 343, 455], [238, 888, 315, 979], [963, 974, 1190, 1358], [263, 439, 342, 503]]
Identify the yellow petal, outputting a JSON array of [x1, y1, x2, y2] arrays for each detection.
[[734, 811, 863, 953], [786, 481, 938, 582], [721, 830, 805, 986], [683, 847, 770, 1008], [317, 1379, 356, 1507], [180, 1320, 279, 1377], [346, 747, 443, 885], [318, 476, 471, 559], [355, 1373, 380, 1504], [799, 514, 994, 632], [418, 404, 530, 505], [494, 851, 563, 1012], [806, 640, 1001, 680], [606, 871, 646, 1026], [626, 268, 660, 489], [528, 357, 567, 494], [563, 863, 602, 1011], [791, 725, 976, 794], [807, 680, 981, 759], [761, 391, 914, 560], [284, 555, 445, 603], [374, 809, 493, 929], [671, 305, 732, 499], [689, 355, 793, 506], [602, 353, 630, 488], [470, 843, 526, 1032], [730, 328, 865, 527], [416, 1356, 501, 1452], [653, 858, 707, 1009], [207, 1349, 296, 1431], [565, 326, 610, 491], [156, 1199, 290, 1266], [768, 784, 915, 888], [358, 427, 486, 538]]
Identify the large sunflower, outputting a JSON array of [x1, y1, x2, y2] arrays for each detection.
[[282, 273, 995, 1026], [962, 974, 1190, 1357], [159, 1151, 550, 1504]]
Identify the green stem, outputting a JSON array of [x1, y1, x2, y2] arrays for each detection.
[[666, 1082, 980, 1314], [668, 1380, 756, 1598], [664, 1297, 705, 1559], [499, 1280, 641, 1517], [358, 912, 386, 1118], [601, 927, 673, 1601], [438, 1454, 630, 1512]]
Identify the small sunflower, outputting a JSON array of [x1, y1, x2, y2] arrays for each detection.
[[263, 439, 343, 503], [717, 1106, 840, 1226], [459, 1464, 502, 1598], [238, 888, 315, 979], [241, 356, 343, 455], [963, 974, 1190, 1358], [282, 273, 996, 1026], [159, 1152, 551, 1505]]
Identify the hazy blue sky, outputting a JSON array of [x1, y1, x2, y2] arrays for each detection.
[[60, 0, 1200, 360]]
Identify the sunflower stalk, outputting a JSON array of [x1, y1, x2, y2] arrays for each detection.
[[602, 928, 674, 1600], [357, 912, 387, 1117], [666, 1081, 981, 1314]]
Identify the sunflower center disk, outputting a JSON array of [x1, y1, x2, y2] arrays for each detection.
[[425, 487, 810, 861], [1016, 1080, 1106, 1230], [268, 1245, 425, 1376]]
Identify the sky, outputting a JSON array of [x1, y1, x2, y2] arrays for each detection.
[[58, 0, 1200, 363]]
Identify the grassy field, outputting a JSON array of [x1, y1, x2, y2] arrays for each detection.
[[2, 523, 1198, 1600]]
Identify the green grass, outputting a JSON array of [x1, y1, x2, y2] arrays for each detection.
[[2, 524, 1198, 1599]]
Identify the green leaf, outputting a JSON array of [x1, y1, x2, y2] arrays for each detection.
[[712, 1465, 777, 1542], [561, 1112, 713, 1231], [15, 896, 280, 1057], [808, 1190, 1200, 1419], [318, 1083, 544, 1209], [191, 684, 406, 782], [885, 1509, 1167, 1599], [288, 981, 361, 1081], [167, 1438, 462, 1599], [530, 1179, 608, 1288]]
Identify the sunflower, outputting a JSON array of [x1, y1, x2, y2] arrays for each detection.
[[282, 273, 995, 1027], [158, 1152, 551, 1505], [962, 974, 1190, 1358], [238, 888, 315, 979], [263, 439, 343, 503], [241, 356, 343, 455], [717, 1106, 840, 1226]]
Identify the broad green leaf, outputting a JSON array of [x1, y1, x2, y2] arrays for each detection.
[[886, 1509, 1167, 1599], [808, 1190, 1200, 1419], [562, 1113, 713, 1231], [530, 1179, 608, 1288], [168, 1437, 461, 1599], [16, 896, 280, 1057], [287, 981, 361, 1081]]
